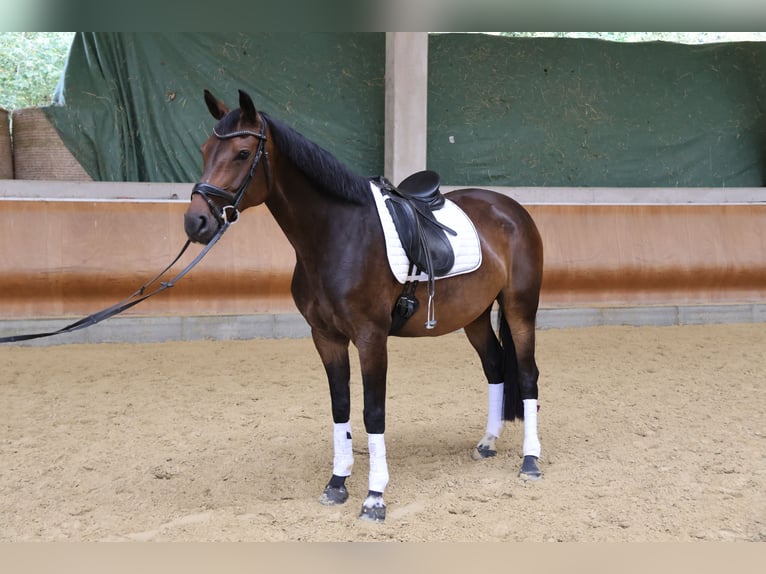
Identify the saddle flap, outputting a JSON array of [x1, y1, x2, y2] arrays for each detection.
[[384, 195, 455, 277]]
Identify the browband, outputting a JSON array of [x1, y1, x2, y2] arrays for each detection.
[[213, 128, 266, 140]]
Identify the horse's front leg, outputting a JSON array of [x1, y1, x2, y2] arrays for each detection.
[[355, 333, 389, 522], [311, 330, 355, 506]]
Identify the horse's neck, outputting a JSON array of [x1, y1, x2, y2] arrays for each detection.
[[265, 169, 368, 264]]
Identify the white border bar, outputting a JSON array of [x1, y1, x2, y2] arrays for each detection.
[[442, 186, 766, 205], [2, 181, 766, 205]]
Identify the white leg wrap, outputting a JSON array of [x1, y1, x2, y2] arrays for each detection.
[[523, 399, 541, 458], [485, 382, 505, 438], [367, 433, 389, 493], [332, 421, 354, 477]]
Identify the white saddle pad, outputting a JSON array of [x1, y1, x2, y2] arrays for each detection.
[[369, 181, 482, 284]]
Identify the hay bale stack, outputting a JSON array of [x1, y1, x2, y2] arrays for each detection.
[[11, 107, 92, 180], [0, 108, 12, 179]]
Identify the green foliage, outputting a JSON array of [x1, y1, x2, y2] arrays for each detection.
[[0, 32, 75, 111]]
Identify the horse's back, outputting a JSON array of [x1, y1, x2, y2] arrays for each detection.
[[445, 187, 541, 246], [446, 186, 532, 214], [447, 187, 543, 295]]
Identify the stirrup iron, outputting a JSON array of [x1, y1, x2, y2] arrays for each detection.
[[425, 291, 437, 329]]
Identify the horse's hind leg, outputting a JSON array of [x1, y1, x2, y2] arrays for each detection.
[[311, 329, 355, 506], [500, 296, 542, 480], [464, 306, 507, 460]]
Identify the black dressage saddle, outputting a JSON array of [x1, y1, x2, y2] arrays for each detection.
[[375, 170, 456, 278]]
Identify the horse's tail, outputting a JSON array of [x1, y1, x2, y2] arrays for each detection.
[[498, 303, 525, 421]]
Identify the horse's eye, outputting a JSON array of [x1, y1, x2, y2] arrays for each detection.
[[236, 149, 250, 161]]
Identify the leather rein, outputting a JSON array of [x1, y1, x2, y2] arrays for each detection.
[[0, 117, 270, 344]]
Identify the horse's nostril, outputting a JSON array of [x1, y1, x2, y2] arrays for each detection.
[[184, 211, 211, 241]]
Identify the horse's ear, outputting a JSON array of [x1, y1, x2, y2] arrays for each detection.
[[238, 89, 257, 124], [204, 89, 229, 120]]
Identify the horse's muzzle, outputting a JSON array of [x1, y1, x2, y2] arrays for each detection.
[[184, 201, 219, 244]]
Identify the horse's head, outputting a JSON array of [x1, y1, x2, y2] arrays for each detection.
[[184, 89, 271, 244]]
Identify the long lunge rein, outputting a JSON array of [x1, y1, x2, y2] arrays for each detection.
[[0, 123, 270, 345], [0, 218, 222, 344]]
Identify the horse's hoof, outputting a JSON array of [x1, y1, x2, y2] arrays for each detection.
[[359, 505, 386, 522], [471, 444, 497, 460], [359, 492, 386, 523], [519, 455, 542, 481], [472, 432, 498, 460], [319, 484, 349, 506]]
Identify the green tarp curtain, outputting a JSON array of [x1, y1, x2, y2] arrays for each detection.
[[45, 33, 766, 187], [428, 34, 766, 187], [45, 32, 386, 182]]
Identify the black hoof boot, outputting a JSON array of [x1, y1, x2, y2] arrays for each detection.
[[359, 491, 386, 522], [319, 475, 349, 505], [519, 455, 542, 481]]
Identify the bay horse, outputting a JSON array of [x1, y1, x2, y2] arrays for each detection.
[[184, 90, 543, 522]]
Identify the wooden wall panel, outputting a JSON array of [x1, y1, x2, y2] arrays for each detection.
[[529, 204, 766, 306], [0, 199, 764, 319], [0, 201, 297, 318]]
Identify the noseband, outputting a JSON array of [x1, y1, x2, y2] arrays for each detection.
[[191, 114, 271, 225]]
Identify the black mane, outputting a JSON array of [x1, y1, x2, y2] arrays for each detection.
[[215, 110, 371, 206], [263, 113, 372, 205]]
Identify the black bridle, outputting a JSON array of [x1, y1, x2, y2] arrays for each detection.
[[0, 117, 270, 344], [191, 115, 271, 226]]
